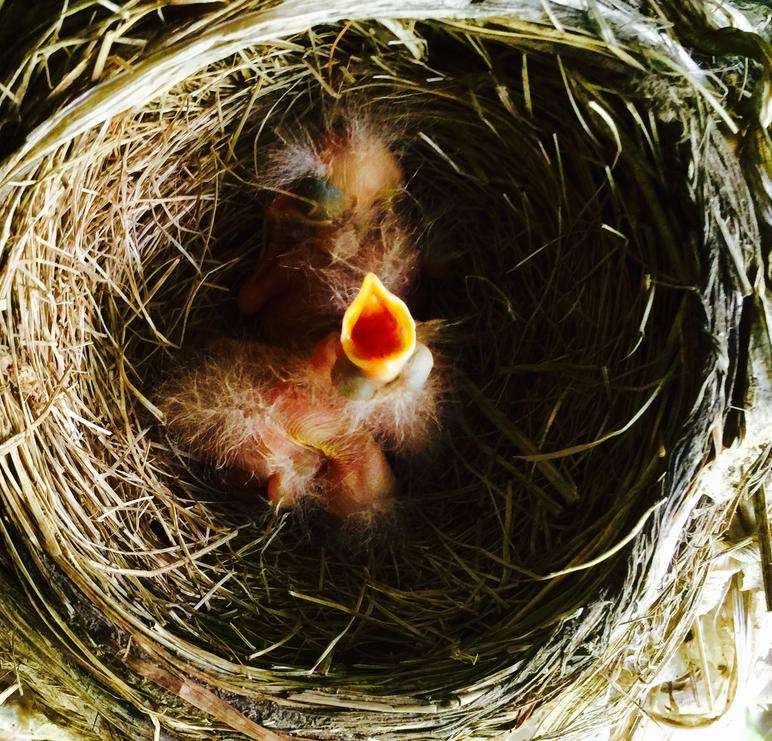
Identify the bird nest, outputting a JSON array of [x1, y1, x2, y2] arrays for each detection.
[[0, 1, 766, 739]]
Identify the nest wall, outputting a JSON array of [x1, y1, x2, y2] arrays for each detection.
[[0, 1, 768, 740]]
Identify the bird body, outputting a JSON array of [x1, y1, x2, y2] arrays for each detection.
[[160, 276, 439, 519], [237, 123, 415, 344], [160, 333, 397, 519]]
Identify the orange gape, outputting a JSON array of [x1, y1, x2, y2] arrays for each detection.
[[351, 301, 401, 359], [340, 273, 416, 383]]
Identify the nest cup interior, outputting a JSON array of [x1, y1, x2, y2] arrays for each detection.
[[4, 21, 709, 711]]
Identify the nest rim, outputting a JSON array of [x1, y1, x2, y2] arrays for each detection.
[[0, 1, 764, 739]]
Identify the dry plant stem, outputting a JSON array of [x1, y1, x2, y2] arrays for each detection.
[[126, 640, 303, 741], [752, 483, 772, 611]]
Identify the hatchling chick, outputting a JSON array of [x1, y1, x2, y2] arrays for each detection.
[[158, 338, 396, 520], [159, 274, 439, 520], [328, 272, 438, 454], [237, 121, 417, 344]]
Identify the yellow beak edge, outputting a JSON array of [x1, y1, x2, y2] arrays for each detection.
[[340, 273, 416, 384]]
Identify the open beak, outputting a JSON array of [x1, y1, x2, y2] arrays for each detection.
[[340, 273, 416, 384]]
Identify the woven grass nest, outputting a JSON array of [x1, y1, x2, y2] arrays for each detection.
[[0, 1, 768, 739]]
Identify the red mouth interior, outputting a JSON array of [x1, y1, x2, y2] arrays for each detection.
[[350, 301, 403, 360]]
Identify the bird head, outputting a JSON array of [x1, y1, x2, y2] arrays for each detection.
[[322, 129, 404, 215], [264, 130, 404, 225], [333, 273, 433, 400]]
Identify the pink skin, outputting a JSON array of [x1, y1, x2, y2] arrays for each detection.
[[320, 131, 404, 215], [227, 334, 395, 518], [324, 437, 395, 519]]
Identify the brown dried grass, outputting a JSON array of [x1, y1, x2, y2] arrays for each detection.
[[0, 1, 768, 739]]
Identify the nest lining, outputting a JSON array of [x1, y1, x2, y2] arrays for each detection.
[[0, 3, 762, 740]]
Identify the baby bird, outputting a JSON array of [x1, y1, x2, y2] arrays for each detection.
[[330, 272, 437, 453], [237, 122, 416, 344], [159, 274, 437, 520]]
